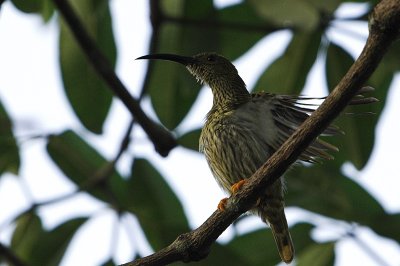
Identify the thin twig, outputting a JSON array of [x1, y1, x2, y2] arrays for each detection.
[[347, 229, 391, 266], [52, 0, 177, 157], [121, 0, 400, 265]]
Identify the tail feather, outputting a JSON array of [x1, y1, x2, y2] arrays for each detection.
[[258, 199, 294, 264], [269, 219, 294, 264]]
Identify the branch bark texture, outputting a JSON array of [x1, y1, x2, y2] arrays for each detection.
[[122, 0, 400, 265], [53, 0, 177, 157]]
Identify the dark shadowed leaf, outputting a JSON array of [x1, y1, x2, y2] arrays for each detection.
[[326, 43, 355, 92], [146, 55, 201, 130], [147, 1, 271, 129], [46, 130, 128, 207], [174, 243, 249, 266], [286, 164, 385, 225], [380, 35, 400, 72], [0, 100, 20, 175], [228, 223, 315, 265], [326, 43, 391, 169], [289, 164, 400, 244], [253, 30, 322, 94], [229, 227, 281, 265], [177, 128, 201, 152], [297, 242, 335, 266], [59, 0, 115, 134], [101, 259, 117, 266], [217, 2, 267, 60], [223, 224, 314, 266], [247, 0, 319, 31], [146, 0, 217, 130], [128, 158, 190, 250], [290, 223, 318, 253], [11, 213, 87, 266], [371, 213, 400, 243]]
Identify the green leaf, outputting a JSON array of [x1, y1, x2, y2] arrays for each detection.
[[253, 30, 322, 94], [286, 164, 385, 225], [370, 213, 400, 243], [11, 213, 87, 266], [147, 52, 202, 130], [228, 223, 315, 265], [13, 0, 55, 22], [326, 43, 390, 169], [40, 0, 55, 22], [10, 0, 47, 15], [0, 100, 20, 175], [146, 1, 272, 129], [297, 242, 335, 266], [59, 0, 116, 134], [290, 223, 318, 253], [127, 158, 190, 250], [147, 0, 218, 130], [285, 163, 400, 243], [304, 0, 342, 14], [381, 41, 400, 72], [11, 213, 43, 262], [32, 217, 87, 266], [247, 0, 319, 31], [177, 128, 201, 152], [46, 130, 128, 207], [228, 228, 280, 265], [217, 2, 267, 60], [326, 43, 355, 91]]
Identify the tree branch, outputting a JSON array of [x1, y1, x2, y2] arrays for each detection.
[[121, 0, 400, 265], [52, 0, 177, 157]]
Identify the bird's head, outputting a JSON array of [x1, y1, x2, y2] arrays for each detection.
[[136, 52, 240, 87], [137, 52, 249, 108]]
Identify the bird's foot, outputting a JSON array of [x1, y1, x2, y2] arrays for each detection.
[[230, 179, 247, 193], [218, 180, 247, 211], [217, 198, 228, 211]]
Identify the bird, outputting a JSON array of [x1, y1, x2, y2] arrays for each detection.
[[136, 52, 377, 264]]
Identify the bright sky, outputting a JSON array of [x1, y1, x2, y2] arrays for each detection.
[[0, 0, 399, 265]]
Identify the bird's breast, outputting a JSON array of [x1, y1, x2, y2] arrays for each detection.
[[199, 107, 276, 193]]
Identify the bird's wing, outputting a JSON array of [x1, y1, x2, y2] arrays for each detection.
[[252, 92, 341, 163]]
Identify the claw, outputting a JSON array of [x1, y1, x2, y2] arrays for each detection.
[[218, 198, 228, 211], [231, 179, 247, 193]]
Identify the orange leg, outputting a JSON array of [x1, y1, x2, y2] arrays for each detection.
[[230, 179, 247, 194], [218, 180, 248, 211], [217, 198, 228, 211]]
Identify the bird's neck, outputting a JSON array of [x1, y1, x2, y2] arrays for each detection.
[[209, 75, 250, 112]]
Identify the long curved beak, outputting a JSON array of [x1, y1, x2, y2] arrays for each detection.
[[136, 53, 197, 66]]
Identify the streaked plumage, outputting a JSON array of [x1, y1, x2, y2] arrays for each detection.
[[136, 52, 377, 264]]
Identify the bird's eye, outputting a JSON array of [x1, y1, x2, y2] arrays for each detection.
[[207, 55, 216, 62]]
